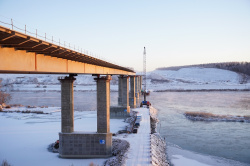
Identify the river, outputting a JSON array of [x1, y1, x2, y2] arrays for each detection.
[[8, 91, 250, 165], [147, 91, 250, 165]]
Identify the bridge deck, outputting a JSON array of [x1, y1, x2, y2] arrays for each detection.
[[0, 25, 135, 75]]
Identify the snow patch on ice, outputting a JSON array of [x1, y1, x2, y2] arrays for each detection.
[[167, 144, 250, 166], [171, 155, 212, 166]]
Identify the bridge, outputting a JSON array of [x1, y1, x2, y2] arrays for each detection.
[[0, 25, 134, 75], [0, 25, 142, 158]]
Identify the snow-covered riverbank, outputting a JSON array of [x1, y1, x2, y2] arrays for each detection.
[[1, 67, 250, 93], [0, 107, 127, 166], [0, 105, 168, 166]]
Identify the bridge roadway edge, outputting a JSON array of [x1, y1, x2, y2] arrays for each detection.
[[0, 25, 135, 75]]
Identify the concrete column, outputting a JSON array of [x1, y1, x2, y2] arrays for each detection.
[[129, 76, 136, 108], [139, 76, 142, 92], [95, 75, 111, 133], [135, 76, 138, 97], [137, 76, 140, 94], [118, 75, 130, 107], [110, 75, 130, 118], [135, 76, 140, 106], [121, 76, 129, 107], [118, 76, 123, 105], [59, 76, 76, 133]]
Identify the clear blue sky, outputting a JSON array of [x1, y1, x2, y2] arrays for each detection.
[[0, 0, 250, 71]]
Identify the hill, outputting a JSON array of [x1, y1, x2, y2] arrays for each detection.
[[147, 67, 250, 91], [157, 62, 250, 76]]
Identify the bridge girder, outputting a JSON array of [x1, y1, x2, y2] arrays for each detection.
[[0, 25, 135, 75]]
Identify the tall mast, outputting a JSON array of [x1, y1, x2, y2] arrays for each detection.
[[143, 47, 146, 101]]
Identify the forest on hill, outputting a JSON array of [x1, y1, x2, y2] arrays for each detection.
[[157, 62, 250, 76]]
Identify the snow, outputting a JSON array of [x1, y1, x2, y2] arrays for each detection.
[[1, 67, 250, 165], [152, 67, 240, 83], [147, 67, 250, 91], [171, 155, 212, 166], [167, 145, 249, 166], [0, 108, 127, 166], [150, 133, 169, 166], [0, 106, 157, 166], [1, 67, 250, 92], [1, 105, 246, 166], [117, 107, 151, 166], [2, 106, 61, 114]]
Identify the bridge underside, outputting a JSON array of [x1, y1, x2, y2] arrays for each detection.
[[0, 25, 135, 75]]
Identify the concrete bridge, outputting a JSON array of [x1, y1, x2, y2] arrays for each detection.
[[0, 25, 134, 75], [0, 25, 142, 158]]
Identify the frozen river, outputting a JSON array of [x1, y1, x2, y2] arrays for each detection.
[[8, 91, 250, 165], [147, 91, 250, 165]]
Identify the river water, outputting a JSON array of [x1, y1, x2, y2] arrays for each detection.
[[147, 91, 250, 165], [8, 91, 250, 165]]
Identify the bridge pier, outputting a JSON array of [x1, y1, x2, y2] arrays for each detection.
[[139, 76, 142, 92], [136, 76, 143, 106], [129, 76, 136, 108], [135, 76, 140, 106], [110, 75, 130, 118], [96, 75, 111, 133], [59, 75, 112, 158], [59, 76, 76, 133]]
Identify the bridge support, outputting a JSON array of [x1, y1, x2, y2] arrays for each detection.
[[135, 76, 140, 106], [139, 76, 142, 92], [59, 76, 76, 133], [110, 75, 130, 118], [59, 75, 112, 158], [129, 76, 136, 108], [118, 76, 123, 105]]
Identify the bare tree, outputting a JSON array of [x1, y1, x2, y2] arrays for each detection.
[[0, 80, 12, 104]]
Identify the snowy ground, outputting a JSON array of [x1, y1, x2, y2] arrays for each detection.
[[118, 107, 151, 166], [0, 106, 163, 166], [167, 145, 249, 166], [147, 67, 250, 91], [1, 67, 250, 92], [0, 107, 127, 166], [1, 105, 247, 166]]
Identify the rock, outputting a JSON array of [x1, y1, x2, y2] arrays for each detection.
[[1, 103, 11, 109], [27, 105, 36, 108], [5, 105, 11, 109]]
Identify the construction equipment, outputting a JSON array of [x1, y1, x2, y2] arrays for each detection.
[[140, 47, 151, 107]]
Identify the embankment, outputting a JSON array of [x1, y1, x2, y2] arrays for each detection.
[[149, 107, 170, 166]]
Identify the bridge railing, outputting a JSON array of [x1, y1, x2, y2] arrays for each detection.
[[0, 15, 133, 71]]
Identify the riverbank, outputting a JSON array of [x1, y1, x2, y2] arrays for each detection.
[[0, 108, 127, 166], [0, 105, 169, 166]]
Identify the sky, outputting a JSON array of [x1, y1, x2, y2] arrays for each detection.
[[0, 0, 250, 72]]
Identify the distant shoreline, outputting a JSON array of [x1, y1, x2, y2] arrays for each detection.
[[6, 89, 250, 93], [155, 89, 250, 92]]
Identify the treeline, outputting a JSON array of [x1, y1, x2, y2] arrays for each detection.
[[157, 62, 250, 76]]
